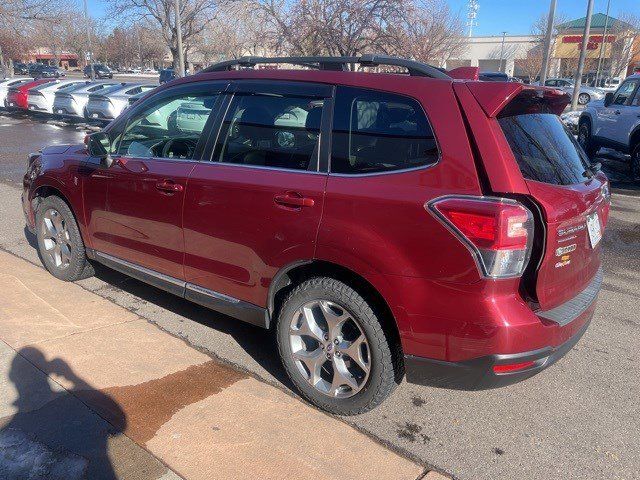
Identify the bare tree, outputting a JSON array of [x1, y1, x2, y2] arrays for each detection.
[[106, 0, 224, 70], [388, 0, 465, 66], [607, 13, 640, 78]]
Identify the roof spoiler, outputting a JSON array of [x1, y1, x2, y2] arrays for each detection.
[[466, 83, 570, 117], [447, 67, 479, 80]]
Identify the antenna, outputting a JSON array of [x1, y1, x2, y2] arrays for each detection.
[[467, 0, 479, 37]]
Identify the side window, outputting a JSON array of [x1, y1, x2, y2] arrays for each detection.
[[331, 86, 438, 174], [545, 80, 556, 87], [213, 93, 324, 171], [115, 92, 218, 160], [632, 87, 640, 107], [613, 80, 638, 105]]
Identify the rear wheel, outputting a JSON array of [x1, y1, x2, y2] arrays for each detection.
[[276, 277, 398, 415], [631, 143, 640, 182], [35, 195, 94, 281], [578, 121, 599, 158]]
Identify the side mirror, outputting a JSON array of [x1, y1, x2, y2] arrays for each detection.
[[604, 92, 614, 107], [86, 132, 114, 168]]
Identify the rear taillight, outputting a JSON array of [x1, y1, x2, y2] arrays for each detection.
[[428, 196, 534, 279]]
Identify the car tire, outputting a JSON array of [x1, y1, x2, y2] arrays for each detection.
[[578, 93, 591, 105], [276, 277, 400, 415], [35, 195, 94, 282], [631, 143, 640, 182], [578, 121, 599, 158]]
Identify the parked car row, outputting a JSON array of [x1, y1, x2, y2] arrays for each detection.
[[0, 77, 156, 121]]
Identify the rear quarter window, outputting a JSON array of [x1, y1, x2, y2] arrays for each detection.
[[498, 113, 590, 185], [331, 86, 438, 174]]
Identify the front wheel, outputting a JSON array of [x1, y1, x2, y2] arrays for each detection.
[[35, 195, 94, 281], [578, 93, 591, 105], [276, 277, 399, 415], [578, 122, 599, 158]]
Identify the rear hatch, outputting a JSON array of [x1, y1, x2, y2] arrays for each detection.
[[464, 84, 610, 311]]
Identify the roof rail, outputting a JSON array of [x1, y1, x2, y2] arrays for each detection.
[[200, 55, 451, 79]]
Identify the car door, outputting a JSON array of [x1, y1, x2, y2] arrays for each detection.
[[83, 81, 227, 282], [596, 78, 640, 146], [182, 80, 331, 311]]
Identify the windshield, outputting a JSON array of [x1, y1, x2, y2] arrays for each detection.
[[498, 113, 590, 185]]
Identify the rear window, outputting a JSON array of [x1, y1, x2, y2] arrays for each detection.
[[498, 113, 590, 185]]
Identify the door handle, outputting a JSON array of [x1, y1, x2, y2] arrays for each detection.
[[156, 179, 183, 193], [274, 192, 315, 208]]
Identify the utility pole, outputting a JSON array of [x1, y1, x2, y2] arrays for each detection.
[[500, 31, 507, 73], [594, 0, 611, 88], [174, 0, 185, 77], [83, 0, 95, 81], [467, 0, 479, 37], [571, 0, 594, 110], [540, 0, 557, 84]]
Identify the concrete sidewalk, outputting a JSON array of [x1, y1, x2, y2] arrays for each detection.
[[0, 250, 428, 480]]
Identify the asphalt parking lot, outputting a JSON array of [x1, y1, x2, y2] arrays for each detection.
[[0, 112, 639, 480]]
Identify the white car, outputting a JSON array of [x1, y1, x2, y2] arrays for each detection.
[[0, 78, 33, 108], [85, 83, 156, 120], [27, 80, 90, 114], [131, 68, 142, 74], [538, 78, 605, 105]]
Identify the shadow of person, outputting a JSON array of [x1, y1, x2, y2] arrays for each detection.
[[0, 347, 126, 480]]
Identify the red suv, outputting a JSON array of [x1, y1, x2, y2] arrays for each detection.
[[22, 56, 609, 414]]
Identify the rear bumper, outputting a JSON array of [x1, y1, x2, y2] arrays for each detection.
[[403, 270, 602, 390], [405, 313, 592, 389]]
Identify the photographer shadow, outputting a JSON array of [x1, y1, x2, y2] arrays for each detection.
[[0, 347, 125, 480]]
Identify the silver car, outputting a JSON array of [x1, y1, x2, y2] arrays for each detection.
[[52, 82, 117, 118], [27, 80, 90, 114], [540, 78, 605, 105], [85, 83, 156, 120], [0, 78, 32, 108]]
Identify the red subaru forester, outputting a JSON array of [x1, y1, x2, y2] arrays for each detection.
[[23, 56, 609, 414]]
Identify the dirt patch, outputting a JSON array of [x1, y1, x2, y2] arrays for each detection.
[[77, 361, 246, 444]]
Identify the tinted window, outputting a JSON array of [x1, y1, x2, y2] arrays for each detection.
[[331, 87, 438, 174], [613, 80, 639, 105], [213, 93, 324, 171], [498, 113, 589, 185], [115, 92, 218, 160]]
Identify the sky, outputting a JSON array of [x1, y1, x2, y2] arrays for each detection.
[[84, 0, 639, 36]]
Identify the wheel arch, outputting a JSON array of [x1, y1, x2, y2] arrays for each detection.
[[578, 111, 593, 127], [268, 260, 403, 361], [31, 184, 85, 243], [630, 124, 640, 151]]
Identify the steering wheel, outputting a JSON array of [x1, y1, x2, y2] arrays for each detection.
[[161, 138, 198, 159]]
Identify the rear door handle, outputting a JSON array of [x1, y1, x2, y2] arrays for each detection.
[[274, 192, 315, 208], [156, 179, 183, 193]]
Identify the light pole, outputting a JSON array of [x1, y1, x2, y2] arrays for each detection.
[[174, 0, 185, 77], [83, 0, 95, 81], [571, 0, 594, 110], [594, 0, 611, 88], [540, 0, 557, 84], [500, 31, 507, 73]]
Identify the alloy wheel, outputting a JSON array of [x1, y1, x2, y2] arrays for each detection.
[[578, 93, 590, 105], [41, 208, 72, 269], [289, 300, 370, 398]]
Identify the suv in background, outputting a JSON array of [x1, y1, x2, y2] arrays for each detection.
[[13, 62, 29, 75], [22, 55, 609, 414], [579, 74, 640, 180], [29, 64, 64, 79], [159, 68, 176, 84], [84, 64, 113, 79]]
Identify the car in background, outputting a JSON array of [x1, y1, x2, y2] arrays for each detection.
[[537, 78, 604, 105], [85, 83, 155, 120], [125, 90, 147, 109], [579, 73, 640, 180], [479, 71, 509, 82], [598, 77, 621, 92], [13, 63, 29, 75], [29, 64, 65, 79], [159, 68, 176, 84], [0, 78, 33, 108], [27, 80, 90, 114], [131, 67, 142, 74], [5, 79, 55, 109], [84, 64, 113, 79], [52, 81, 117, 118]]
